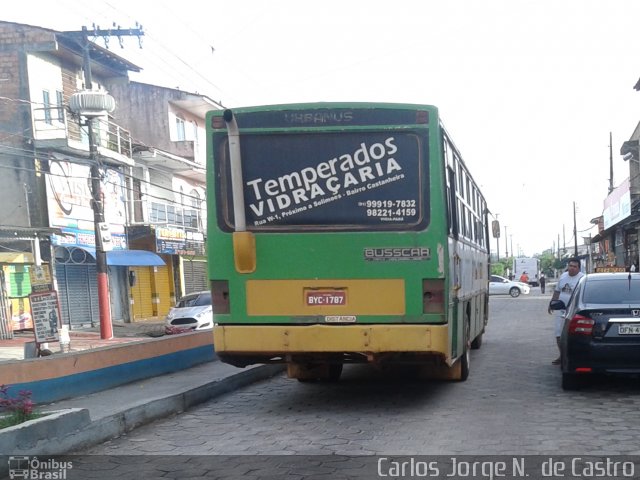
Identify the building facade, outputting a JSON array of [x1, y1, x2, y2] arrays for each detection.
[[105, 81, 220, 311], [0, 21, 216, 335]]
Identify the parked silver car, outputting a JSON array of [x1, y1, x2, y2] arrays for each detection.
[[489, 275, 531, 297], [164, 291, 213, 334]]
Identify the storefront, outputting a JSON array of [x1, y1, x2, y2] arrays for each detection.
[[595, 177, 640, 270], [0, 226, 61, 339], [0, 253, 34, 337], [53, 246, 166, 327], [128, 224, 206, 303]]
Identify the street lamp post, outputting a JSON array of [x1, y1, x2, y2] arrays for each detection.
[[504, 225, 509, 259], [69, 41, 116, 340], [89, 119, 112, 340]]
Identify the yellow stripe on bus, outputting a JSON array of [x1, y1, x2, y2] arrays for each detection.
[[213, 324, 449, 353], [245, 279, 405, 315]]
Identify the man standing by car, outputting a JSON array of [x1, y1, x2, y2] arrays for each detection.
[[548, 258, 584, 365]]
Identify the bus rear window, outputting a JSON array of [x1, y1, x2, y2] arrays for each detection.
[[216, 132, 428, 231]]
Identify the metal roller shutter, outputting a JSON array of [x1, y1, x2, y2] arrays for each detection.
[[56, 263, 98, 328], [0, 270, 11, 339], [183, 259, 207, 295]]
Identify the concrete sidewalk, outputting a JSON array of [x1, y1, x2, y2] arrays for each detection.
[[1, 357, 285, 460], [0, 319, 167, 360], [0, 319, 285, 477]]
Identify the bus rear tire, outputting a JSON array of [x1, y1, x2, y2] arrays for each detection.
[[289, 362, 342, 382], [471, 332, 483, 350], [327, 364, 343, 382], [459, 348, 470, 381], [458, 317, 471, 381]]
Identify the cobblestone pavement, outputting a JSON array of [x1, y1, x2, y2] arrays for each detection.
[[76, 292, 640, 462]]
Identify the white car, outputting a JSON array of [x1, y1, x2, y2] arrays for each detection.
[[164, 291, 213, 334], [489, 275, 530, 297]]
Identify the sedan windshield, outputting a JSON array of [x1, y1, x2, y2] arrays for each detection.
[[178, 292, 212, 307], [583, 279, 640, 304]]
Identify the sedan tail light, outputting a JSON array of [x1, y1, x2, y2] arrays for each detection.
[[568, 314, 595, 335]]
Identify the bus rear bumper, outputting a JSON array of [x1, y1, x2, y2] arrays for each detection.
[[212, 324, 450, 367]]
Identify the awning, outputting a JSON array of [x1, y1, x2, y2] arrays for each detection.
[[0, 252, 34, 263], [66, 247, 165, 266], [107, 249, 166, 266]]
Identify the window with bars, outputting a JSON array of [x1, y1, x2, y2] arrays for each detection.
[[56, 90, 64, 122], [175, 115, 186, 141], [42, 90, 52, 124]]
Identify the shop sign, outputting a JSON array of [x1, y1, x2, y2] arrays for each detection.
[[29, 290, 61, 343]]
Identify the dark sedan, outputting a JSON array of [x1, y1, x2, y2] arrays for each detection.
[[550, 272, 640, 390]]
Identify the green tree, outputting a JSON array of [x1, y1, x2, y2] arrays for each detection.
[[538, 252, 555, 276], [491, 259, 511, 277]]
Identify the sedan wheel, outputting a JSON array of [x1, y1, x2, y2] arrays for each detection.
[[509, 287, 521, 298]]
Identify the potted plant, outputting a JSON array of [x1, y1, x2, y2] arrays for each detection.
[[0, 385, 39, 428]]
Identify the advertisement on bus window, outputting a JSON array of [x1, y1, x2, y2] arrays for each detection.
[[220, 132, 428, 229]]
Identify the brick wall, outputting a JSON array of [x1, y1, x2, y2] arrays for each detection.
[[0, 22, 57, 227]]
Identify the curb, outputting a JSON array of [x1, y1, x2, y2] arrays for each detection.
[[0, 363, 284, 475], [0, 408, 91, 455]]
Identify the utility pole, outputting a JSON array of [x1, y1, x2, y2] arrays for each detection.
[[66, 25, 143, 339], [494, 214, 500, 261], [510, 235, 513, 262], [609, 132, 614, 194]]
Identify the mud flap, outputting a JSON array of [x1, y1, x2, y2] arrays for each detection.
[[419, 357, 465, 381]]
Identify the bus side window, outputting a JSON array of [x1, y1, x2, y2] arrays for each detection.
[[447, 166, 459, 239]]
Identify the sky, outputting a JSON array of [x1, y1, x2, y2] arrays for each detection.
[[4, 0, 640, 257]]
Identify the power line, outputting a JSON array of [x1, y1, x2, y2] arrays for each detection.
[[0, 152, 205, 209], [85, 0, 228, 102]]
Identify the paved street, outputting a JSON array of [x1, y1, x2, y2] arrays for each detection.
[[70, 291, 640, 471]]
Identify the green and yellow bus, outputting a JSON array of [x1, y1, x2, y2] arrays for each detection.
[[207, 103, 490, 381]]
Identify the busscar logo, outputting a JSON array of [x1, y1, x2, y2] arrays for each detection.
[[364, 247, 430, 261]]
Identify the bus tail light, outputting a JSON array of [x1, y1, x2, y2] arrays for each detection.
[[211, 280, 230, 314], [423, 279, 445, 314], [568, 314, 594, 335]]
